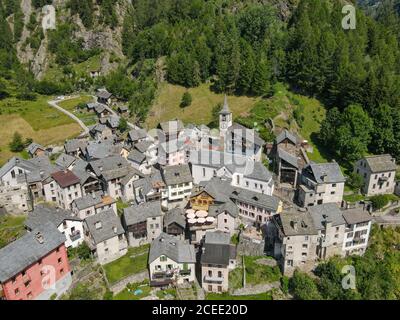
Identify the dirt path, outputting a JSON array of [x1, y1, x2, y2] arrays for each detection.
[[48, 97, 89, 136]]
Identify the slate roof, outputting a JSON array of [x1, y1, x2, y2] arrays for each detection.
[[277, 147, 299, 169], [164, 208, 186, 228], [159, 139, 185, 153], [96, 89, 112, 99], [87, 102, 97, 109], [208, 201, 238, 218], [363, 154, 396, 173], [107, 115, 120, 129], [84, 141, 121, 160], [149, 233, 196, 264], [89, 155, 129, 177], [227, 123, 265, 147], [204, 230, 230, 245], [341, 208, 372, 225], [123, 201, 163, 226], [162, 164, 193, 185], [308, 203, 346, 230], [199, 177, 280, 212], [134, 140, 153, 153], [27, 142, 45, 155], [55, 153, 76, 169], [51, 170, 80, 188], [0, 222, 66, 282], [229, 187, 279, 212], [244, 162, 272, 182], [276, 130, 297, 145], [304, 162, 345, 184], [127, 149, 146, 164], [189, 150, 249, 171], [128, 128, 147, 142], [71, 159, 94, 185], [85, 209, 124, 244], [72, 191, 104, 210], [278, 211, 318, 237], [25, 205, 81, 230], [94, 104, 106, 114], [64, 139, 88, 154], [201, 243, 235, 266], [159, 119, 184, 134], [0, 157, 38, 179]]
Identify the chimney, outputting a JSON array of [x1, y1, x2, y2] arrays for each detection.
[[35, 232, 44, 244]]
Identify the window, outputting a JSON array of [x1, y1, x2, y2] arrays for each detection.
[[27, 292, 33, 299], [302, 244, 308, 249], [208, 270, 212, 277], [160, 255, 167, 262], [218, 286, 222, 292], [208, 285, 212, 291], [60, 268, 64, 275], [332, 183, 336, 187], [15, 288, 19, 295], [58, 257, 62, 264]]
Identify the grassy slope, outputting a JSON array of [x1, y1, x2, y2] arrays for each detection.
[[58, 96, 97, 126], [0, 215, 27, 249], [150, 82, 328, 163], [43, 54, 102, 82], [103, 245, 150, 284], [0, 95, 81, 165], [146, 82, 260, 129]]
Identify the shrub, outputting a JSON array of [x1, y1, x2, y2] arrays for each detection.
[[370, 195, 390, 210], [346, 172, 364, 192], [9, 132, 24, 152], [281, 276, 289, 294], [180, 91, 192, 108]]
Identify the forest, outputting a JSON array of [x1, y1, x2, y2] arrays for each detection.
[[1, 0, 400, 163]]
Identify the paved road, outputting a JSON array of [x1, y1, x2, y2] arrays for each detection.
[[374, 214, 400, 226], [48, 98, 89, 137]]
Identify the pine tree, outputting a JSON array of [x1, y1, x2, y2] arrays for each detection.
[[236, 40, 255, 95], [252, 55, 271, 96]]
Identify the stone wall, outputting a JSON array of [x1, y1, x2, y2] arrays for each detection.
[[107, 270, 149, 294], [237, 236, 265, 256]]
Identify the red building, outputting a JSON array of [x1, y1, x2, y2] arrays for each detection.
[[0, 222, 72, 300]]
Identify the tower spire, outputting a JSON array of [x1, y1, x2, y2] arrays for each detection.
[[220, 94, 231, 115]]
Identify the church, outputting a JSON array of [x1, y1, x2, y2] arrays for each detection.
[[219, 96, 265, 162]]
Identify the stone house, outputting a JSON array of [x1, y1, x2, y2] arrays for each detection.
[[84, 209, 128, 265], [122, 201, 163, 247], [201, 231, 236, 293], [272, 211, 319, 276], [25, 205, 83, 248], [297, 162, 345, 207], [354, 154, 396, 196], [149, 233, 196, 287]]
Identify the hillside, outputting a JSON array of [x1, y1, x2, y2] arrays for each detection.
[[1, 0, 400, 170]]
